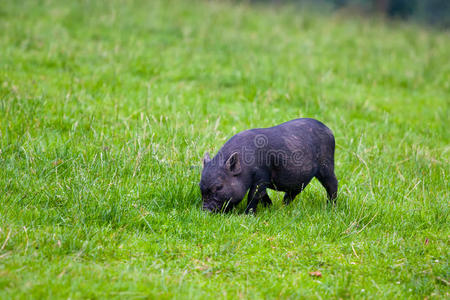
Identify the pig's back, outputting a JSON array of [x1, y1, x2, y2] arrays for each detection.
[[219, 118, 334, 170], [260, 118, 335, 191], [264, 118, 334, 156]]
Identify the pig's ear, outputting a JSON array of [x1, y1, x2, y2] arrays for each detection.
[[225, 152, 241, 175], [203, 152, 211, 166]]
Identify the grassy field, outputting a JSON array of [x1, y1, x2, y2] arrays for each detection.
[[0, 0, 449, 298]]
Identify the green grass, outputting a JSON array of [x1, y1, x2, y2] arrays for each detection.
[[0, 0, 449, 298]]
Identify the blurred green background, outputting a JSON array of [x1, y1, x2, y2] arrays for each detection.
[[251, 0, 450, 27]]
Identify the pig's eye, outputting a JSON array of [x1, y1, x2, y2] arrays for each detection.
[[216, 185, 223, 191]]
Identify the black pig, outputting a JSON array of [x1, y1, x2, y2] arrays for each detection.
[[200, 118, 338, 213]]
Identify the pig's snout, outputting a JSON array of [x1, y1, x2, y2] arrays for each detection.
[[202, 200, 218, 213], [203, 196, 228, 213], [203, 198, 234, 213]]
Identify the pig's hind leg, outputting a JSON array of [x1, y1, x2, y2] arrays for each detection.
[[283, 179, 312, 205], [316, 167, 338, 205]]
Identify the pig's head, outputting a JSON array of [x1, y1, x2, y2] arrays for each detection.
[[200, 152, 248, 213]]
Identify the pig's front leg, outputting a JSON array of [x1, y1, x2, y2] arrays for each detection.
[[245, 184, 271, 214], [283, 190, 300, 205]]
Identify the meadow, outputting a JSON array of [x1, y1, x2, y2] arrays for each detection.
[[0, 0, 449, 298]]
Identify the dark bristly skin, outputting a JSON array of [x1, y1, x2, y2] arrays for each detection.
[[200, 118, 338, 213]]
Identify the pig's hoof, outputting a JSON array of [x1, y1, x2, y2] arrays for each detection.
[[245, 208, 256, 214]]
